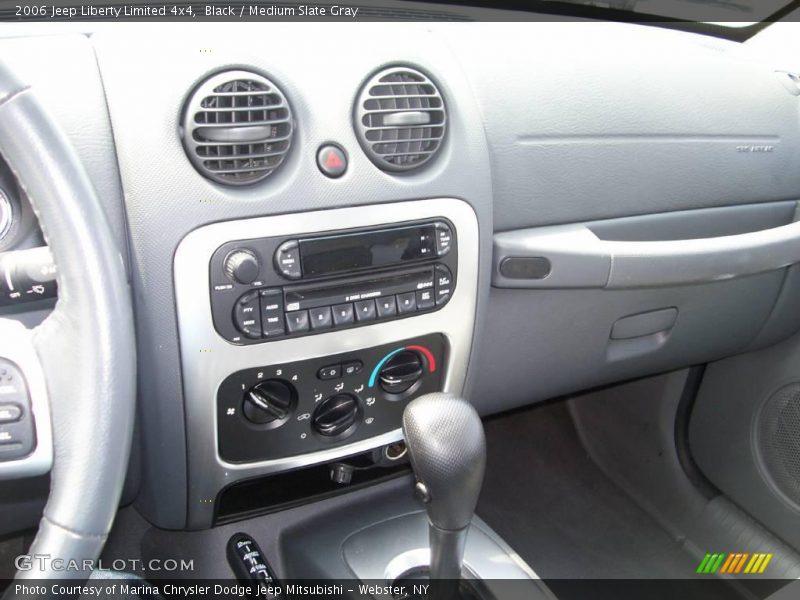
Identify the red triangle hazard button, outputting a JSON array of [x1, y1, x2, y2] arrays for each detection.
[[317, 145, 347, 177], [325, 151, 343, 169]]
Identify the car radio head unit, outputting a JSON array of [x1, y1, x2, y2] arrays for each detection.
[[208, 219, 457, 345]]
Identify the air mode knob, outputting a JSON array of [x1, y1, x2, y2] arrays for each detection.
[[312, 393, 360, 437], [224, 249, 260, 284], [243, 379, 296, 425]]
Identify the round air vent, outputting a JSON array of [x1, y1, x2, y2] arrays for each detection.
[[354, 66, 446, 172], [182, 70, 293, 186]]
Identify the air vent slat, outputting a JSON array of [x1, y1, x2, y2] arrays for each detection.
[[369, 89, 437, 98], [360, 123, 444, 132], [193, 134, 293, 146], [204, 165, 281, 175], [374, 150, 436, 158], [198, 150, 289, 161], [360, 107, 444, 115], [193, 118, 291, 128], [182, 70, 294, 186], [372, 136, 441, 144], [209, 91, 272, 97], [197, 104, 287, 113], [355, 66, 446, 172]]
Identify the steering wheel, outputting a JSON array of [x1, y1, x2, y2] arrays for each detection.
[[0, 64, 136, 579]]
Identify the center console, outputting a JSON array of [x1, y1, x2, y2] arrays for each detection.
[[174, 198, 478, 529]]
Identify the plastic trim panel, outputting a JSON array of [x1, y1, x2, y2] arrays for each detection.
[[174, 198, 478, 529]]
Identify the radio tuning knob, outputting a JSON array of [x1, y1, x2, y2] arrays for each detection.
[[224, 249, 260, 284]]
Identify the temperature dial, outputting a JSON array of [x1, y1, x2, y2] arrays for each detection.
[[379, 350, 424, 395]]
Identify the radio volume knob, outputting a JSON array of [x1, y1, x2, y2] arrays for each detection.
[[224, 249, 260, 284]]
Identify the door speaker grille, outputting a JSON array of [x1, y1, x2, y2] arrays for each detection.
[[757, 382, 800, 509]]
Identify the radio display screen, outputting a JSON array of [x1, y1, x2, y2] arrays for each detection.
[[299, 224, 435, 277]]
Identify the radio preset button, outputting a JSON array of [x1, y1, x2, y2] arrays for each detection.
[[354, 299, 377, 322], [0, 404, 21, 424], [332, 303, 354, 326], [259, 289, 285, 338], [262, 315, 285, 339], [234, 291, 263, 339], [417, 268, 435, 291], [435, 222, 453, 256], [397, 292, 417, 314], [376, 296, 397, 319], [286, 310, 310, 333], [309, 306, 333, 330], [416, 289, 435, 310], [274, 240, 302, 280], [435, 265, 453, 306]]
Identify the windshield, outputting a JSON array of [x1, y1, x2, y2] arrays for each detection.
[[544, 0, 794, 25]]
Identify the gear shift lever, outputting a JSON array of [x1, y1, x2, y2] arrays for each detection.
[[402, 393, 486, 587]]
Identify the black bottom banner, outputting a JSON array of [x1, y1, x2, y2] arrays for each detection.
[[2, 578, 800, 600]]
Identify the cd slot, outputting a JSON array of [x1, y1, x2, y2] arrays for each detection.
[[284, 268, 434, 312]]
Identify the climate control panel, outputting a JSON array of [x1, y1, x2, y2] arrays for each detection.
[[217, 334, 445, 463]]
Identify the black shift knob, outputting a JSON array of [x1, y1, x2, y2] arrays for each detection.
[[402, 393, 486, 531]]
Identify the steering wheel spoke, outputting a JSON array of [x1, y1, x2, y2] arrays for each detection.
[[0, 317, 52, 479]]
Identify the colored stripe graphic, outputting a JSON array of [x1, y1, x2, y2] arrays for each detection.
[[700, 553, 774, 575], [697, 553, 727, 574], [720, 554, 736, 574], [696, 554, 713, 574], [734, 553, 749, 574], [745, 554, 759, 574], [720, 553, 743, 574], [723, 554, 738, 574], [759, 554, 773, 574], [711, 554, 726, 573]]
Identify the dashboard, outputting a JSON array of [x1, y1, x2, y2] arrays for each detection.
[[1, 20, 799, 533]]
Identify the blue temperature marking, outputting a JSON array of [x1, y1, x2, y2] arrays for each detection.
[[368, 347, 406, 388]]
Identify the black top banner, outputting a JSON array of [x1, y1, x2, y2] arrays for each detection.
[[1, 0, 797, 43]]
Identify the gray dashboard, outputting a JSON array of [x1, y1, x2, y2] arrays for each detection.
[[1, 20, 798, 531]]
